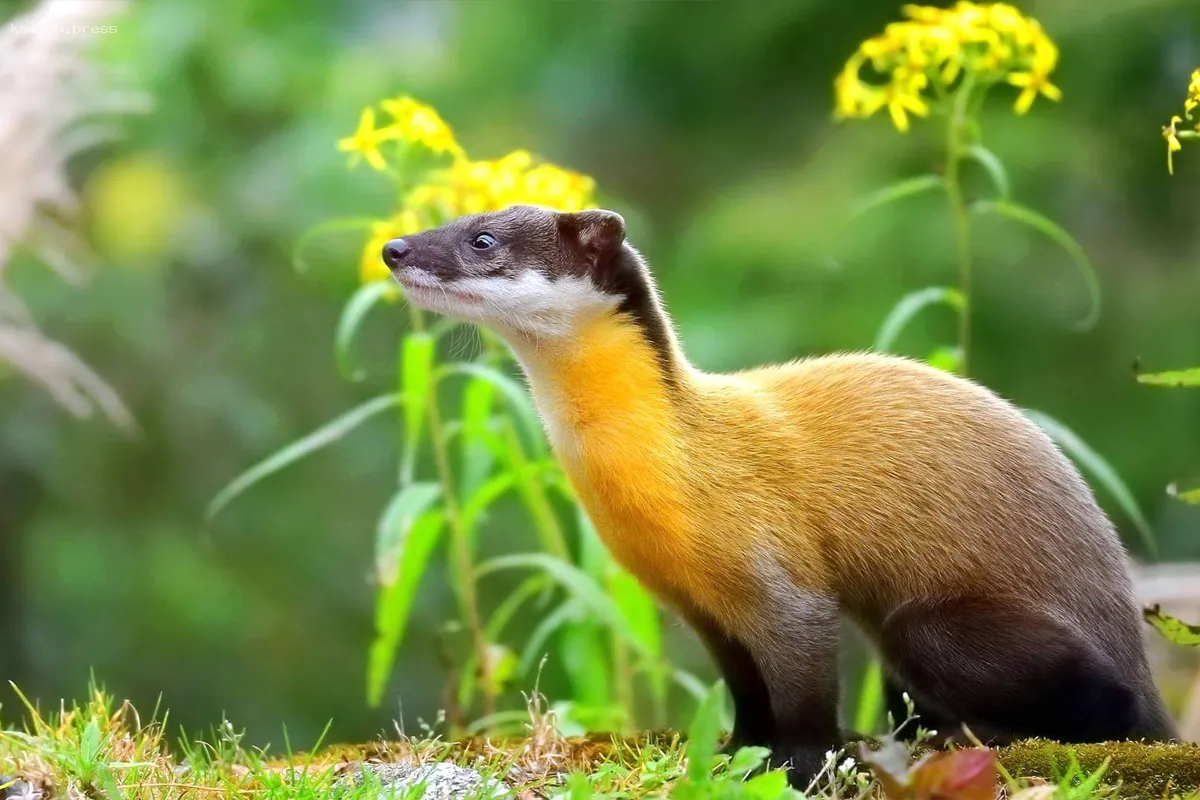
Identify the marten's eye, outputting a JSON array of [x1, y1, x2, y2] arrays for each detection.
[[471, 232, 497, 250]]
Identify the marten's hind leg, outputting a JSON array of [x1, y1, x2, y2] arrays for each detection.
[[879, 596, 1141, 744], [883, 674, 959, 742]]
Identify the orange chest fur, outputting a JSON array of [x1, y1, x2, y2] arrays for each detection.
[[522, 314, 700, 596]]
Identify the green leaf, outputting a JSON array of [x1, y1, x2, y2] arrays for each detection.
[[367, 510, 445, 706], [728, 746, 772, 777], [565, 772, 593, 800], [519, 600, 582, 674], [1144, 604, 1200, 647], [460, 472, 518, 555], [854, 660, 885, 734], [476, 553, 648, 658], [207, 393, 403, 519], [484, 574, 549, 640], [686, 680, 727, 783], [1024, 409, 1155, 555], [743, 769, 793, 798], [672, 668, 714, 704], [80, 718, 102, 767], [460, 377, 498, 499], [400, 333, 435, 484], [439, 362, 546, 458], [577, 506, 608, 578], [559, 622, 613, 707], [609, 570, 661, 659], [375, 482, 442, 585], [973, 199, 1100, 331], [850, 174, 945, 220], [1136, 367, 1200, 388], [336, 282, 400, 381], [925, 345, 962, 374], [875, 287, 965, 353], [963, 144, 1010, 199], [1168, 483, 1200, 504]]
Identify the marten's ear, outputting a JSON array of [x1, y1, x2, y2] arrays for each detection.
[[558, 209, 626, 267]]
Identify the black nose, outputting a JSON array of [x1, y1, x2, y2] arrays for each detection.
[[382, 238, 410, 268]]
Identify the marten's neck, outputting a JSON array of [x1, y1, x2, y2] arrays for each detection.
[[505, 278, 696, 583]]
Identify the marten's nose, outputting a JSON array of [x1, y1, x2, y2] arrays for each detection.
[[382, 238, 410, 269]]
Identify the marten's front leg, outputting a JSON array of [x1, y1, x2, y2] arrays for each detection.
[[688, 591, 841, 789], [687, 613, 775, 752], [742, 592, 841, 789]]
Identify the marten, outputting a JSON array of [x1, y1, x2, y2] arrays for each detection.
[[380, 205, 1177, 786]]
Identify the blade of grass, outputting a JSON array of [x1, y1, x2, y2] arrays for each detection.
[[874, 287, 965, 353], [973, 199, 1101, 331], [336, 281, 401, 381], [207, 393, 403, 519], [850, 174, 945, 219]]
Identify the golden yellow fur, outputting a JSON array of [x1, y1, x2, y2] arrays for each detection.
[[515, 308, 1134, 648]]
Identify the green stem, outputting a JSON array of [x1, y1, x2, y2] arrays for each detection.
[[945, 79, 976, 376], [613, 630, 633, 730], [501, 421, 571, 560], [409, 306, 495, 716]]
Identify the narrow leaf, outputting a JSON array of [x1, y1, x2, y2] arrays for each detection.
[[1024, 409, 1155, 554], [973, 199, 1101, 331], [461, 471, 518, 554], [519, 600, 582, 674], [963, 144, 1010, 199], [1144, 604, 1200, 647], [477, 553, 648, 658], [558, 622, 613, 707], [207, 393, 402, 519], [609, 570, 661, 658], [438, 362, 546, 457], [1136, 367, 1200, 388], [336, 282, 400, 381], [375, 482, 442, 585], [874, 287, 965, 353], [367, 511, 445, 706], [484, 574, 549, 640], [850, 174, 945, 220], [854, 660, 885, 734], [401, 333, 435, 484], [460, 377, 498, 499], [686, 680, 727, 782]]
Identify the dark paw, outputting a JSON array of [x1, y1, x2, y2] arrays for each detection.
[[772, 742, 834, 790]]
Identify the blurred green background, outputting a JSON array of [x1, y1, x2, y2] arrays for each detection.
[[1, 0, 1199, 750]]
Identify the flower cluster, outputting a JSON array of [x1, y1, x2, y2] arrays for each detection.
[[339, 96, 596, 283], [835, 2, 1061, 132], [1163, 69, 1200, 175]]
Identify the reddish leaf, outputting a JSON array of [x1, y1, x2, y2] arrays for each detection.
[[909, 749, 997, 800]]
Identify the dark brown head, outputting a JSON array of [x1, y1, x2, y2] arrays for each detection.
[[381, 204, 664, 341]]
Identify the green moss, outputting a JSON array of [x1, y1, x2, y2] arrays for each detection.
[[998, 739, 1200, 798]]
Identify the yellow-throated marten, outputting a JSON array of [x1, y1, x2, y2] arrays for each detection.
[[381, 205, 1177, 786]]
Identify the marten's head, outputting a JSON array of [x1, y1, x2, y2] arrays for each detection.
[[381, 205, 669, 349]]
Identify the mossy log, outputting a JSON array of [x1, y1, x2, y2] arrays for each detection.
[[997, 739, 1200, 798]]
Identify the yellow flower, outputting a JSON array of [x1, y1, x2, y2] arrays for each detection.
[[884, 71, 930, 132], [1164, 116, 1183, 176], [337, 108, 393, 171], [380, 96, 464, 159], [1007, 68, 1061, 114], [834, 2, 1061, 129]]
